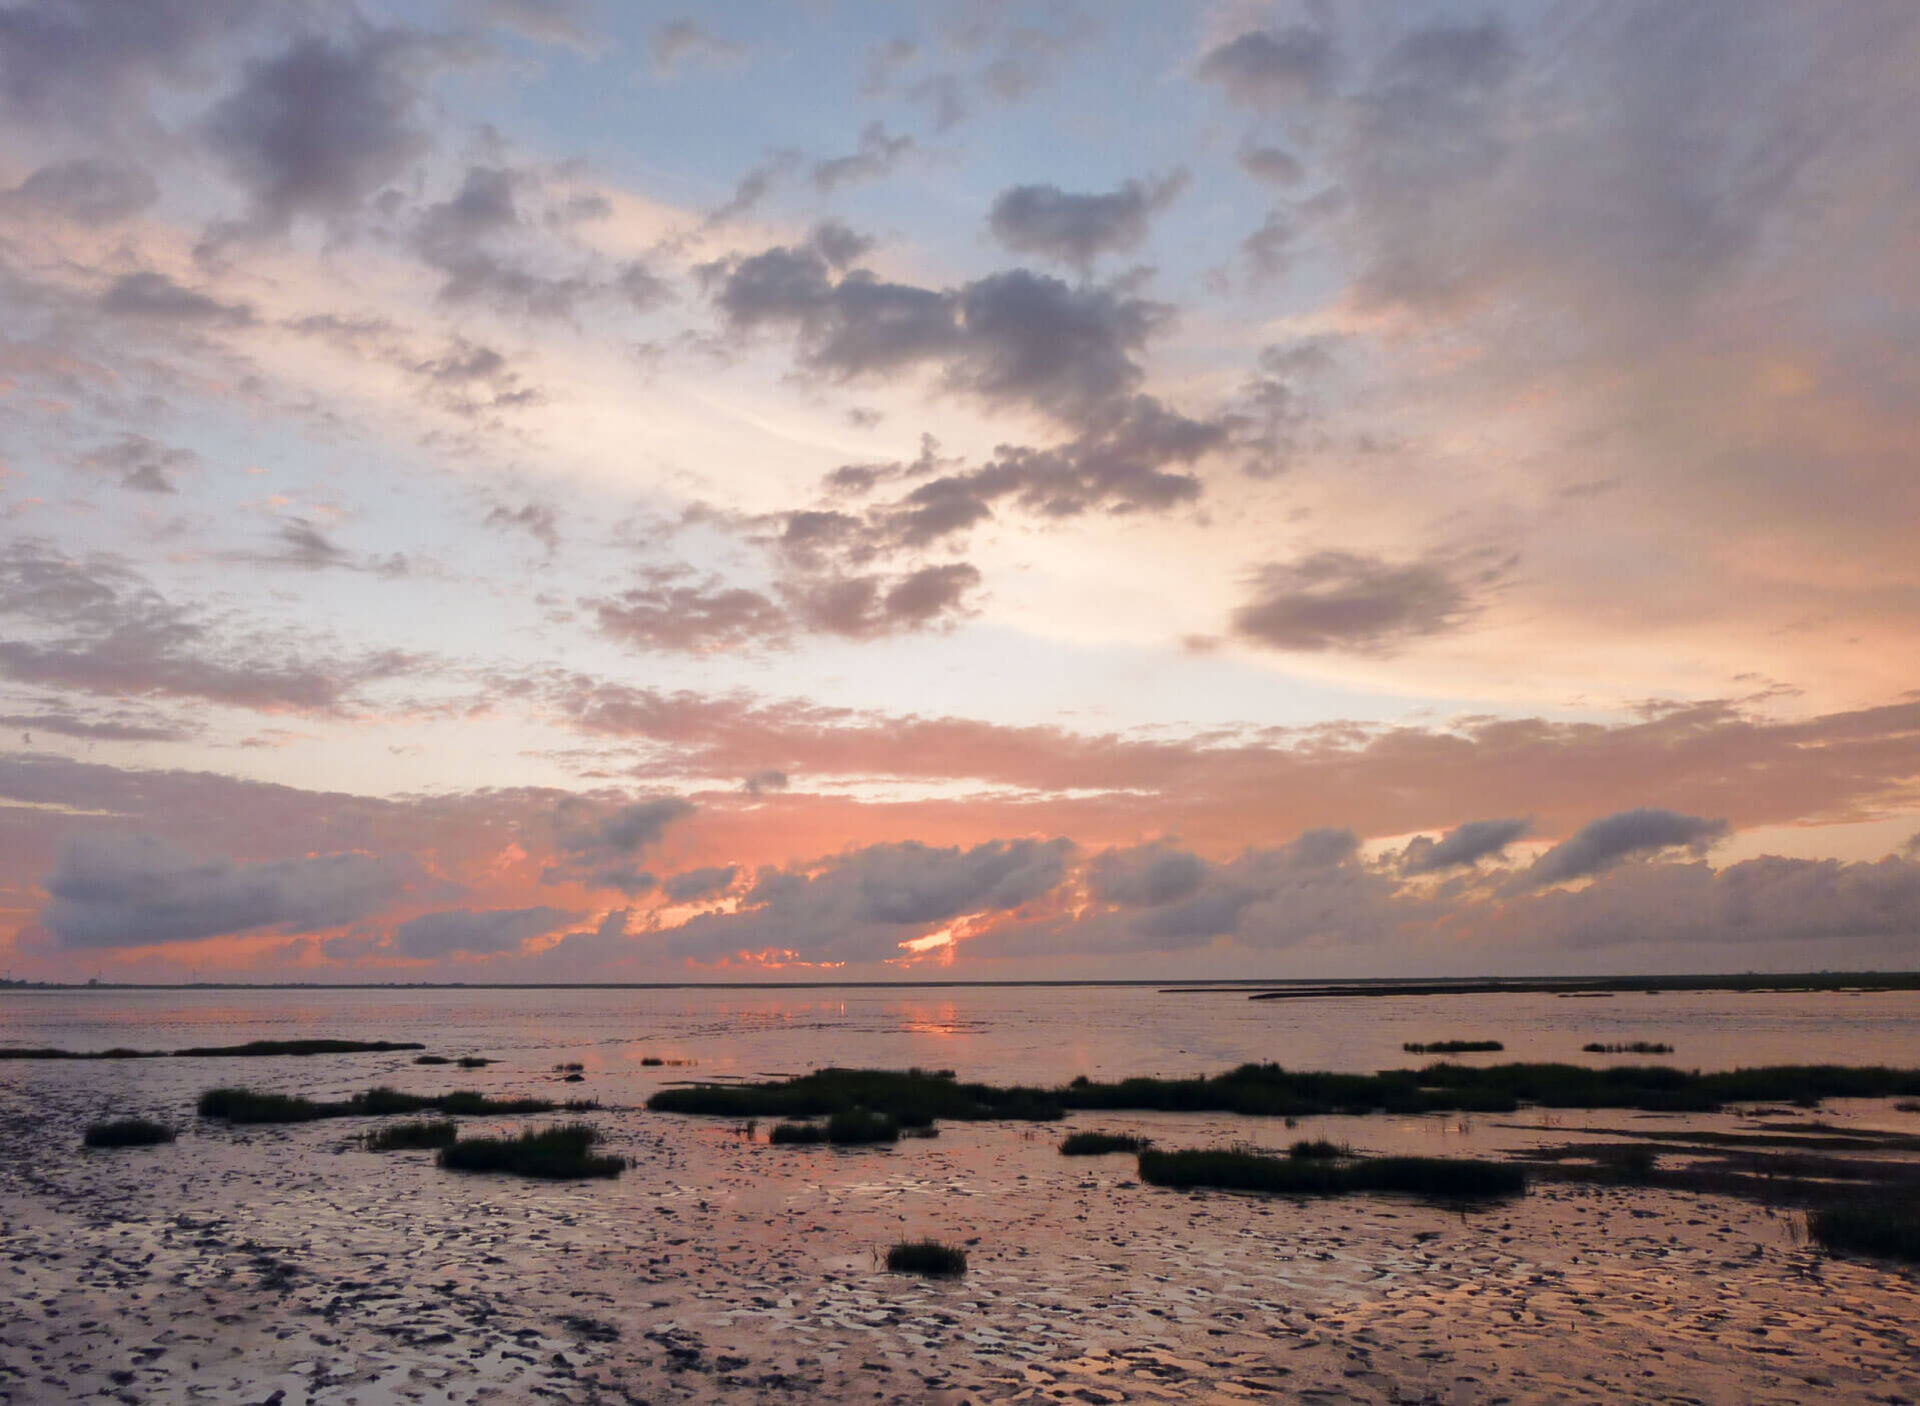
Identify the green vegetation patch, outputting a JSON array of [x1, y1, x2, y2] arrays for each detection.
[[1138, 1146, 1526, 1200], [886, 1239, 967, 1277], [437, 1123, 625, 1179], [83, 1118, 175, 1148], [1060, 1131, 1150, 1156], [363, 1119, 458, 1151]]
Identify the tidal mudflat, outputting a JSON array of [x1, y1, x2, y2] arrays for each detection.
[[5, 985, 1920, 1403]]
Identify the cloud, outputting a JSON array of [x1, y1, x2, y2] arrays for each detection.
[[205, 28, 447, 236], [99, 272, 254, 326], [1236, 145, 1304, 187], [704, 247, 1174, 429], [661, 865, 737, 903], [0, 709, 190, 743], [76, 434, 196, 493], [781, 562, 982, 639], [1231, 551, 1495, 654], [650, 19, 744, 75], [743, 769, 788, 796], [393, 904, 574, 958], [1520, 807, 1729, 888], [40, 832, 413, 947], [986, 173, 1188, 268], [483, 502, 559, 553], [6, 158, 157, 223], [0, 538, 404, 712], [1087, 842, 1206, 906], [0, 0, 247, 127], [1399, 818, 1530, 874], [544, 795, 693, 894], [592, 577, 789, 654], [1197, 26, 1338, 107], [811, 121, 915, 193], [663, 837, 1073, 963], [477, 0, 595, 51]]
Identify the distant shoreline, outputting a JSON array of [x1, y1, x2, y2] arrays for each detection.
[[3, 971, 1919, 994]]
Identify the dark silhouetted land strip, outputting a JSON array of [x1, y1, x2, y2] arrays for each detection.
[[3, 1039, 425, 1060], [652, 1062, 1920, 1127], [198, 1086, 558, 1124], [1403, 1040, 1503, 1053], [1228, 972, 1920, 1001], [83, 1118, 175, 1148], [1138, 1147, 1526, 1200], [886, 1240, 966, 1276], [1583, 1041, 1673, 1054], [1809, 1202, 1920, 1264], [438, 1123, 624, 1179]]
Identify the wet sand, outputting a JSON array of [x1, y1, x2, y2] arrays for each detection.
[[6, 1062, 1920, 1406]]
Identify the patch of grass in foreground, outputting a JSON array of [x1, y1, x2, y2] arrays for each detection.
[[437, 1123, 625, 1179], [1402, 1040, 1504, 1054], [1288, 1138, 1348, 1160], [197, 1086, 557, 1124], [827, 1109, 899, 1144], [83, 1118, 174, 1147], [363, 1119, 458, 1151], [1138, 1147, 1526, 1200], [1060, 1131, 1150, 1156], [886, 1240, 966, 1277], [1808, 1201, 1920, 1263]]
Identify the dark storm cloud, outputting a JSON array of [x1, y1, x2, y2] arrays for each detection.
[[1086, 842, 1206, 907], [1399, 818, 1531, 874], [0, 538, 407, 712], [205, 28, 449, 235], [76, 434, 196, 494], [6, 158, 157, 223], [1231, 551, 1496, 654], [40, 832, 413, 947], [661, 865, 738, 903], [662, 838, 1072, 963], [704, 248, 1173, 428], [1520, 808, 1729, 888], [1197, 25, 1338, 108], [985, 172, 1187, 268], [544, 795, 692, 895], [393, 904, 574, 958], [100, 272, 254, 326]]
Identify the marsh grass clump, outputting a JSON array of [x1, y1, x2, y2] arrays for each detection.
[[413, 1055, 452, 1065], [1288, 1138, 1348, 1160], [1583, 1042, 1674, 1055], [1403, 1040, 1504, 1054], [885, 1239, 967, 1277], [1808, 1200, 1920, 1263], [648, 1066, 1062, 1124], [456, 1056, 494, 1068], [769, 1121, 827, 1145], [83, 1118, 174, 1148], [827, 1108, 899, 1144], [7, 1039, 423, 1061], [363, 1119, 457, 1151], [1060, 1131, 1150, 1156], [1138, 1147, 1525, 1201], [438, 1123, 625, 1179], [640, 1056, 665, 1066], [197, 1085, 556, 1124]]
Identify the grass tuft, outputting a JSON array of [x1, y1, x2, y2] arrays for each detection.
[[83, 1118, 174, 1148], [1060, 1130, 1149, 1156], [649, 1066, 1061, 1124], [413, 1055, 452, 1065], [1288, 1138, 1348, 1160], [1138, 1146, 1525, 1200], [437, 1123, 625, 1179], [827, 1108, 899, 1144], [886, 1239, 967, 1277], [1582, 1041, 1674, 1054], [1808, 1200, 1920, 1263], [769, 1121, 827, 1144], [363, 1119, 458, 1151], [197, 1085, 556, 1124], [1402, 1040, 1504, 1054]]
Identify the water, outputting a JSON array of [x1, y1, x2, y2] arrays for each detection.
[[7, 983, 1919, 1100]]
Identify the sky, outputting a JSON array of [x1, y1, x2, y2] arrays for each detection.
[[0, 0, 1916, 984]]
